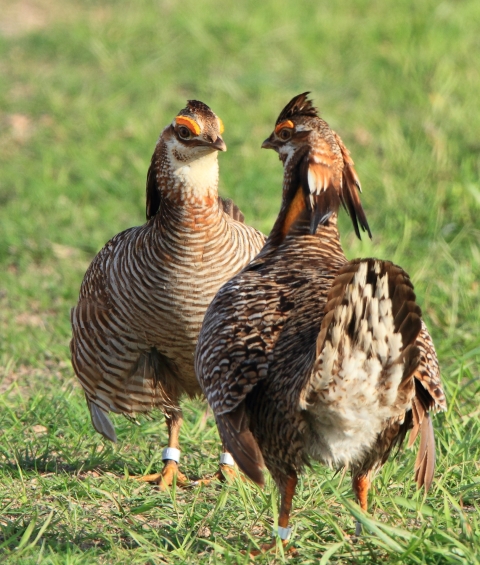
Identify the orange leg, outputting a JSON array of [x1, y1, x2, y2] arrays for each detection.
[[136, 412, 188, 490], [352, 473, 371, 535], [192, 446, 241, 486], [250, 472, 298, 556], [193, 463, 240, 486]]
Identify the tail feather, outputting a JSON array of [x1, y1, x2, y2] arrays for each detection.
[[216, 405, 265, 487], [414, 412, 435, 491], [409, 380, 437, 492], [87, 397, 117, 443], [408, 396, 422, 448], [317, 258, 423, 363], [310, 259, 424, 413], [310, 258, 439, 492]]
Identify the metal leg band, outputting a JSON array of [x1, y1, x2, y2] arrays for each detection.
[[355, 520, 363, 536], [274, 526, 292, 541], [219, 452, 235, 466], [162, 447, 180, 463]]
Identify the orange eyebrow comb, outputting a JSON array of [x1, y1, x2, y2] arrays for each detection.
[[175, 115, 201, 136], [275, 120, 294, 134]]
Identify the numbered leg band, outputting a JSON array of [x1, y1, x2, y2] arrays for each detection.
[[162, 447, 180, 463], [219, 452, 235, 467]]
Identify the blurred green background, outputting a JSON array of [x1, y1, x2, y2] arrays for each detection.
[[1, 0, 479, 363], [0, 0, 479, 562]]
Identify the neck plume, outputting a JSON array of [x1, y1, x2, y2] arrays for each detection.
[[267, 138, 371, 246], [266, 145, 341, 246]]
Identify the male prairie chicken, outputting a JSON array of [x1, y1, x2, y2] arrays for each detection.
[[195, 93, 446, 550], [70, 100, 265, 488]]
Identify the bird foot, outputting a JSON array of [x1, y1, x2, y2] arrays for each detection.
[[134, 461, 188, 491], [219, 463, 242, 482], [249, 539, 297, 557], [192, 464, 242, 486]]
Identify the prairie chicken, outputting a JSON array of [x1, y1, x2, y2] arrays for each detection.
[[196, 93, 446, 550], [70, 100, 265, 488]]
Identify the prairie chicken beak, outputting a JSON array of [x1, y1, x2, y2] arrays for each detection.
[[261, 134, 278, 151], [210, 136, 227, 152]]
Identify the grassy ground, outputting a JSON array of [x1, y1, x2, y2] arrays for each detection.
[[1, 0, 479, 562]]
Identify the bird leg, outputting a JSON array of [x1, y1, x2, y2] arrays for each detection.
[[218, 452, 239, 482], [192, 448, 242, 486], [135, 411, 188, 490], [250, 472, 298, 555], [352, 472, 371, 535]]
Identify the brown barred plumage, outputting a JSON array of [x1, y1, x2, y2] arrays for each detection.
[[70, 100, 265, 486], [195, 93, 445, 549]]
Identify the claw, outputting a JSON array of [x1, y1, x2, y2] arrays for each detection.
[[192, 464, 242, 486], [249, 539, 297, 557], [219, 464, 241, 482], [134, 461, 188, 490], [249, 540, 280, 556]]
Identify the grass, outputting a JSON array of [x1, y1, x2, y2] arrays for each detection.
[[0, 0, 479, 562]]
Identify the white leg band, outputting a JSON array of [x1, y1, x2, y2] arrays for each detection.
[[219, 452, 235, 466], [274, 526, 292, 541], [162, 447, 180, 463], [355, 520, 362, 536]]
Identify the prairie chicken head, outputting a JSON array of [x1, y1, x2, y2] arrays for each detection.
[[147, 100, 226, 217], [262, 92, 371, 239], [167, 99, 226, 163]]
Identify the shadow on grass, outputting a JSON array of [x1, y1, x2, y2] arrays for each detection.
[[0, 443, 127, 477]]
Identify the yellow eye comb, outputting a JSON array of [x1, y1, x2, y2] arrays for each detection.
[[175, 115, 201, 136], [275, 120, 294, 134]]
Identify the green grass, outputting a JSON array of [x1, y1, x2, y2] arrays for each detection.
[[1, 0, 479, 562]]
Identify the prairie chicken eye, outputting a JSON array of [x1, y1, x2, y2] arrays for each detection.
[[178, 126, 192, 140], [278, 128, 292, 141]]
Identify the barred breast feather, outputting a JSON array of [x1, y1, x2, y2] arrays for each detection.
[[71, 202, 264, 442]]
